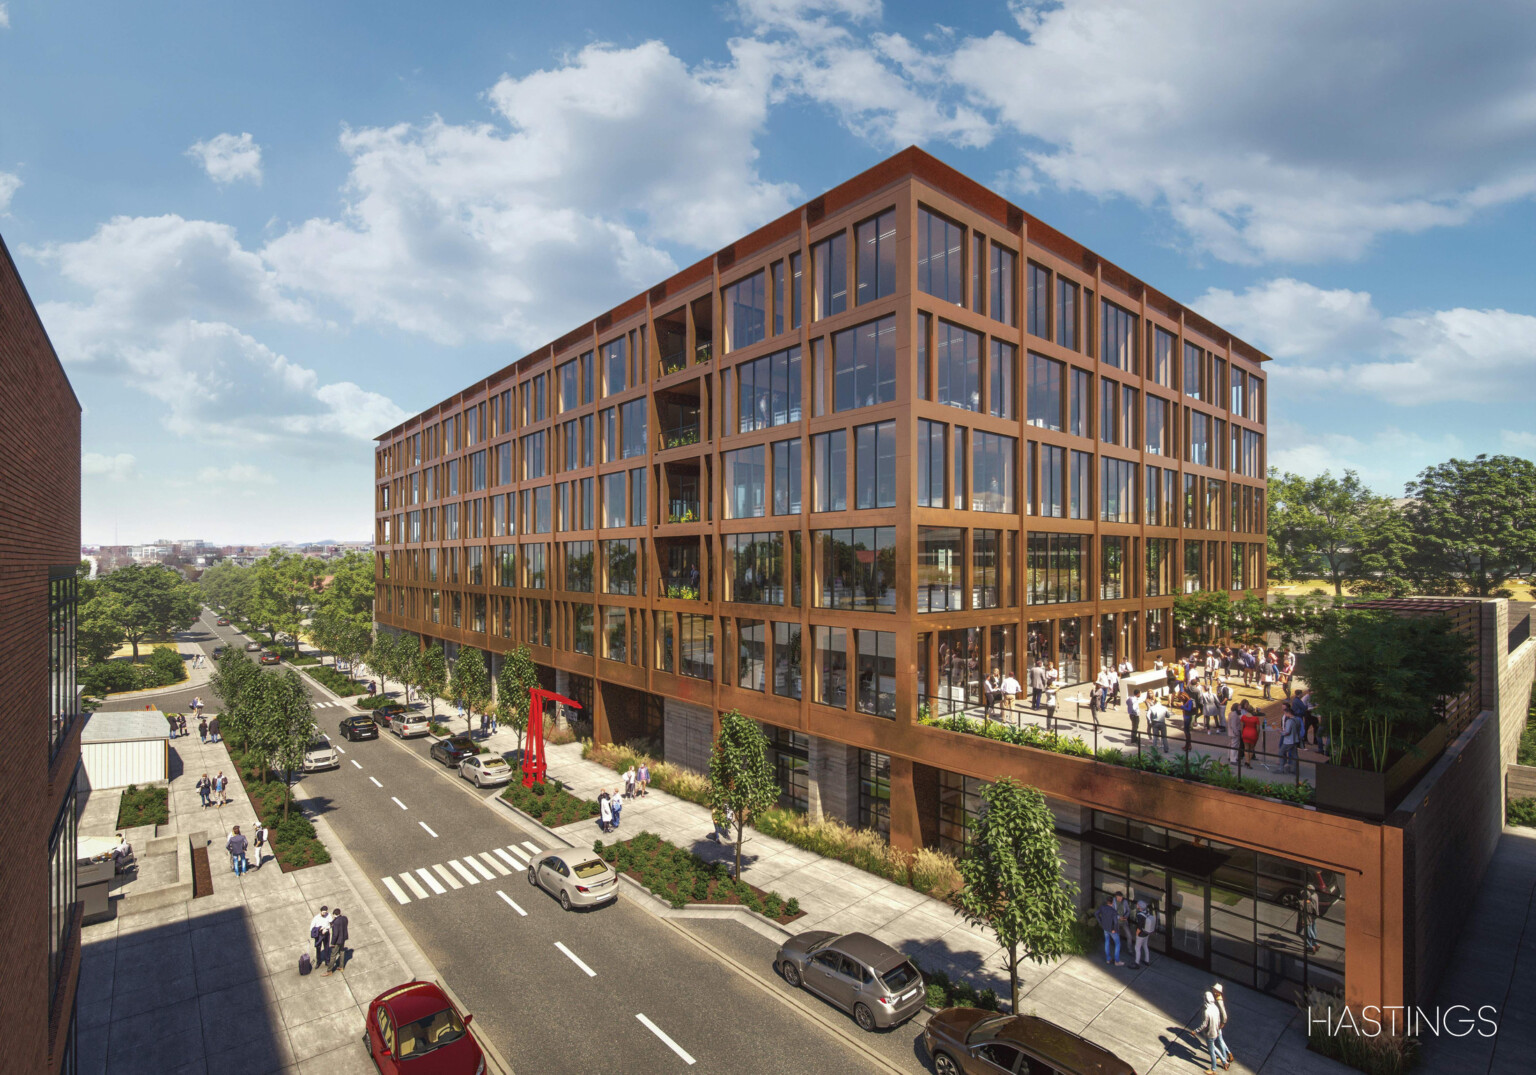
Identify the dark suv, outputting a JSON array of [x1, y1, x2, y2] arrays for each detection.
[[430, 735, 480, 769], [925, 1011, 1136, 1075]]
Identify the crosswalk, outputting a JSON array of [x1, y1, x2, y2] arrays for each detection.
[[380, 840, 550, 905], [309, 700, 347, 709]]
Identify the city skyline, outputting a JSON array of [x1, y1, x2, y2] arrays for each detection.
[[3, 0, 1534, 543]]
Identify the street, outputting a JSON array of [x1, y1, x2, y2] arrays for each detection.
[[105, 612, 927, 1074]]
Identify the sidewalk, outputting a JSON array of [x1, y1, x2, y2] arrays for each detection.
[[77, 720, 418, 1075]]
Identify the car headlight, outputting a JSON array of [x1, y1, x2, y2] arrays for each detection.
[[475, 1056, 485, 1075]]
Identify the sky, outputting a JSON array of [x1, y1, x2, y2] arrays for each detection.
[[2, 0, 1534, 545]]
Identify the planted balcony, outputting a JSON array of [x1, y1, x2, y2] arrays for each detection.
[[661, 459, 708, 523], [655, 536, 705, 600]]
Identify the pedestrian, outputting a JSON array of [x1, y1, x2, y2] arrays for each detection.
[[1279, 705, 1301, 773], [322, 907, 349, 975], [197, 772, 211, 808], [1132, 900, 1157, 969], [1179, 690, 1197, 745], [982, 670, 1003, 722], [1042, 684, 1058, 731], [1001, 669, 1021, 714], [1240, 706, 1261, 764], [1126, 690, 1142, 748], [217, 770, 229, 806], [610, 790, 622, 830], [1198, 990, 1223, 1075], [623, 766, 637, 799], [598, 790, 612, 833], [1113, 891, 1134, 965], [1227, 703, 1245, 765], [1029, 658, 1046, 709], [488, 708, 498, 736], [178, 714, 188, 738], [638, 761, 650, 796], [368, 680, 376, 696], [209, 715, 220, 743], [1201, 687, 1221, 733], [712, 806, 733, 842], [1261, 658, 1277, 700], [1148, 696, 1171, 753], [198, 716, 208, 744], [1212, 983, 1233, 1070], [310, 905, 332, 967], [227, 826, 248, 877], [1095, 895, 1124, 966], [252, 822, 269, 869], [1215, 678, 1232, 731], [1297, 884, 1320, 952]]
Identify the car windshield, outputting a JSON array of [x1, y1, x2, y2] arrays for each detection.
[[879, 961, 920, 992], [396, 1006, 467, 1058], [572, 860, 608, 879], [482, 758, 508, 769], [307, 739, 329, 752], [965, 1015, 1013, 1042]]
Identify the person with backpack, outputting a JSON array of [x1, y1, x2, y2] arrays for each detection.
[[226, 826, 248, 877], [1198, 990, 1224, 1075], [1279, 705, 1301, 774], [196, 773, 212, 808], [252, 823, 269, 869], [1132, 899, 1157, 969]]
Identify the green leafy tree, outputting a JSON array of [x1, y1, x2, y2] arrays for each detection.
[[1348, 499, 1417, 597], [250, 551, 321, 645], [370, 631, 417, 697], [99, 563, 200, 660], [1405, 454, 1536, 596], [451, 647, 492, 732], [1171, 591, 1232, 649], [253, 669, 319, 818], [313, 550, 375, 623], [334, 619, 373, 677], [707, 710, 780, 880], [951, 779, 1079, 1012], [496, 644, 540, 757], [1268, 469, 1389, 595], [414, 643, 448, 721], [210, 648, 261, 749], [1307, 610, 1475, 772], [77, 585, 127, 664]]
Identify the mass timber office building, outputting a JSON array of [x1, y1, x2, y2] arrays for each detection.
[[380, 149, 1365, 992]]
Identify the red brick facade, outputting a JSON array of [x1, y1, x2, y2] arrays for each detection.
[[0, 233, 83, 1074]]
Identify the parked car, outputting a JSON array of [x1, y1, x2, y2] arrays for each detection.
[[526, 848, 619, 911], [259, 651, 281, 665], [924, 1010, 1137, 1075], [301, 735, 340, 772], [244, 641, 262, 652], [364, 980, 484, 1075], [388, 711, 431, 738], [374, 703, 407, 722], [215, 617, 230, 626], [776, 931, 925, 1031], [457, 754, 512, 788], [339, 715, 378, 742], [429, 735, 479, 769], [212, 646, 227, 659]]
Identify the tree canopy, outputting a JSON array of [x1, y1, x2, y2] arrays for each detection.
[[707, 710, 780, 880], [451, 647, 491, 727], [496, 645, 540, 756], [1405, 454, 1536, 596], [96, 562, 201, 659]]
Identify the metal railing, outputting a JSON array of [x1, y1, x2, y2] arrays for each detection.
[[665, 499, 703, 524], [659, 423, 701, 450], [658, 574, 703, 600]]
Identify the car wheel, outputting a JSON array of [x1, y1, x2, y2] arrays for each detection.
[[854, 1003, 876, 1032], [781, 962, 802, 988], [932, 1051, 962, 1075], [560, 890, 572, 911], [527, 867, 538, 887]]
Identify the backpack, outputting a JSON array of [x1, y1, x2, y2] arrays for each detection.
[[1134, 911, 1148, 935]]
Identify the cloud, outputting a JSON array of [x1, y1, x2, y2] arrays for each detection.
[[1267, 421, 1467, 493], [32, 214, 405, 446], [0, 5, 9, 30], [1501, 430, 1536, 455], [196, 463, 275, 485], [1193, 278, 1536, 406], [82, 452, 136, 479], [187, 132, 263, 185], [0, 171, 19, 212], [263, 40, 797, 346]]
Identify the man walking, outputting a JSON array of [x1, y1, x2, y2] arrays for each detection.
[[252, 822, 269, 869], [1197, 990, 1224, 1075], [198, 716, 208, 744], [1096, 895, 1124, 966], [1148, 695, 1171, 754], [1132, 900, 1156, 969], [197, 773, 212, 808], [216, 770, 229, 807], [226, 826, 248, 877], [1001, 669, 1021, 714], [1029, 659, 1046, 709], [323, 907, 350, 974], [310, 905, 332, 968], [208, 715, 221, 743], [1212, 983, 1233, 1069]]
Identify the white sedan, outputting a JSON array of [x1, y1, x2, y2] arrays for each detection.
[[458, 754, 513, 787]]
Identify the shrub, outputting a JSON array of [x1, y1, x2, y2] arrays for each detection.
[[355, 695, 393, 710], [80, 660, 141, 696], [144, 645, 188, 687], [116, 783, 169, 828], [595, 830, 799, 920], [546, 724, 580, 746], [1302, 988, 1419, 1075], [915, 963, 1002, 1012], [1508, 797, 1536, 828], [501, 780, 599, 827], [305, 666, 365, 697], [430, 722, 452, 737]]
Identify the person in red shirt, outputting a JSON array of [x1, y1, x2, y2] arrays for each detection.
[[1239, 703, 1262, 763]]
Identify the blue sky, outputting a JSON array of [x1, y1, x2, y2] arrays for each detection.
[[3, 0, 1533, 544]]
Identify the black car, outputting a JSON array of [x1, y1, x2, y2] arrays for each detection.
[[430, 735, 480, 769], [373, 703, 407, 727], [339, 715, 378, 741], [212, 646, 227, 659]]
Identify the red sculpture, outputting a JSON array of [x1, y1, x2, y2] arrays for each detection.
[[522, 688, 582, 787]]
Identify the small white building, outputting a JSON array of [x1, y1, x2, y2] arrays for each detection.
[[80, 710, 171, 790]]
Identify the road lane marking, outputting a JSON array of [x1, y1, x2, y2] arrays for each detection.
[[401, 873, 429, 899], [555, 942, 596, 978], [495, 890, 527, 916], [493, 848, 523, 871], [520, 840, 541, 854], [432, 864, 463, 890], [351, 760, 363, 770], [466, 856, 495, 880], [420, 822, 439, 838], [416, 868, 447, 895], [636, 1014, 695, 1065], [369, 777, 383, 788], [448, 859, 480, 884], [504, 845, 530, 868], [382, 877, 410, 904], [479, 852, 511, 876], [334, 745, 345, 755], [392, 796, 408, 810]]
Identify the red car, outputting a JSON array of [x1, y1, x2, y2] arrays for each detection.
[[365, 980, 484, 1074], [216, 617, 230, 626]]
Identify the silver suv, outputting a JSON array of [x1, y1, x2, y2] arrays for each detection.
[[775, 931, 925, 1031]]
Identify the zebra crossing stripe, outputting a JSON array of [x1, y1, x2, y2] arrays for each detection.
[[466, 856, 495, 881], [520, 840, 541, 854], [432, 864, 463, 890], [493, 848, 523, 871], [504, 845, 530, 868], [382, 877, 410, 904], [479, 851, 511, 876], [448, 859, 480, 885], [400, 872, 429, 899], [416, 868, 447, 895]]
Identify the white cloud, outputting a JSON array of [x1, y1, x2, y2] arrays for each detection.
[[1267, 422, 1468, 493], [187, 132, 263, 186], [0, 5, 9, 30], [263, 40, 797, 346], [82, 452, 136, 479], [1193, 278, 1536, 406], [1500, 430, 1536, 455], [33, 214, 405, 446], [0, 171, 19, 212], [196, 463, 275, 485]]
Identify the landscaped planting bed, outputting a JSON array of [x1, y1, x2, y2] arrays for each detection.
[[305, 665, 366, 697], [116, 783, 169, 828], [595, 831, 804, 921], [501, 778, 599, 827], [227, 745, 331, 870]]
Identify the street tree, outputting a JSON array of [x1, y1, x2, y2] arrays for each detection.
[[496, 644, 540, 758], [209, 648, 261, 749], [99, 562, 200, 660], [250, 551, 321, 645], [414, 643, 448, 722], [313, 550, 375, 621], [1405, 454, 1536, 596], [77, 584, 127, 664], [450, 647, 491, 733], [334, 618, 373, 677], [707, 710, 780, 880], [254, 669, 319, 819], [951, 779, 1079, 1012]]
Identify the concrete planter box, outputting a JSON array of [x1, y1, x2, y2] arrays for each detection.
[[1315, 723, 1451, 819]]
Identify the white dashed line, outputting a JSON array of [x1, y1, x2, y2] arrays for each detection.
[[432, 864, 463, 890], [496, 890, 527, 917], [448, 859, 480, 885], [334, 745, 345, 754], [636, 1014, 695, 1065], [351, 760, 363, 770], [479, 852, 510, 876], [382, 877, 409, 904], [419, 822, 438, 838], [369, 777, 383, 788], [555, 942, 596, 978], [400, 873, 429, 899], [416, 868, 446, 895], [466, 856, 494, 880], [392, 796, 408, 810]]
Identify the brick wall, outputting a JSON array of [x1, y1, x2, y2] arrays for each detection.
[[0, 233, 83, 1074]]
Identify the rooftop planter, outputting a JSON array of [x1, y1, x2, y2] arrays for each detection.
[[1313, 722, 1451, 819]]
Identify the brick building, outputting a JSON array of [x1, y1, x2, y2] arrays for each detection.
[[0, 234, 84, 1072]]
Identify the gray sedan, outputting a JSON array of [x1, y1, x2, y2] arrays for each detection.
[[775, 931, 925, 1031], [526, 848, 619, 911]]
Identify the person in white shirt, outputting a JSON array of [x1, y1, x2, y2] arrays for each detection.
[[1147, 697, 1171, 753], [309, 906, 332, 966], [1001, 671, 1021, 712]]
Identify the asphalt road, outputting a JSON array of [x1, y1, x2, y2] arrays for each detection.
[[131, 611, 917, 1074]]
